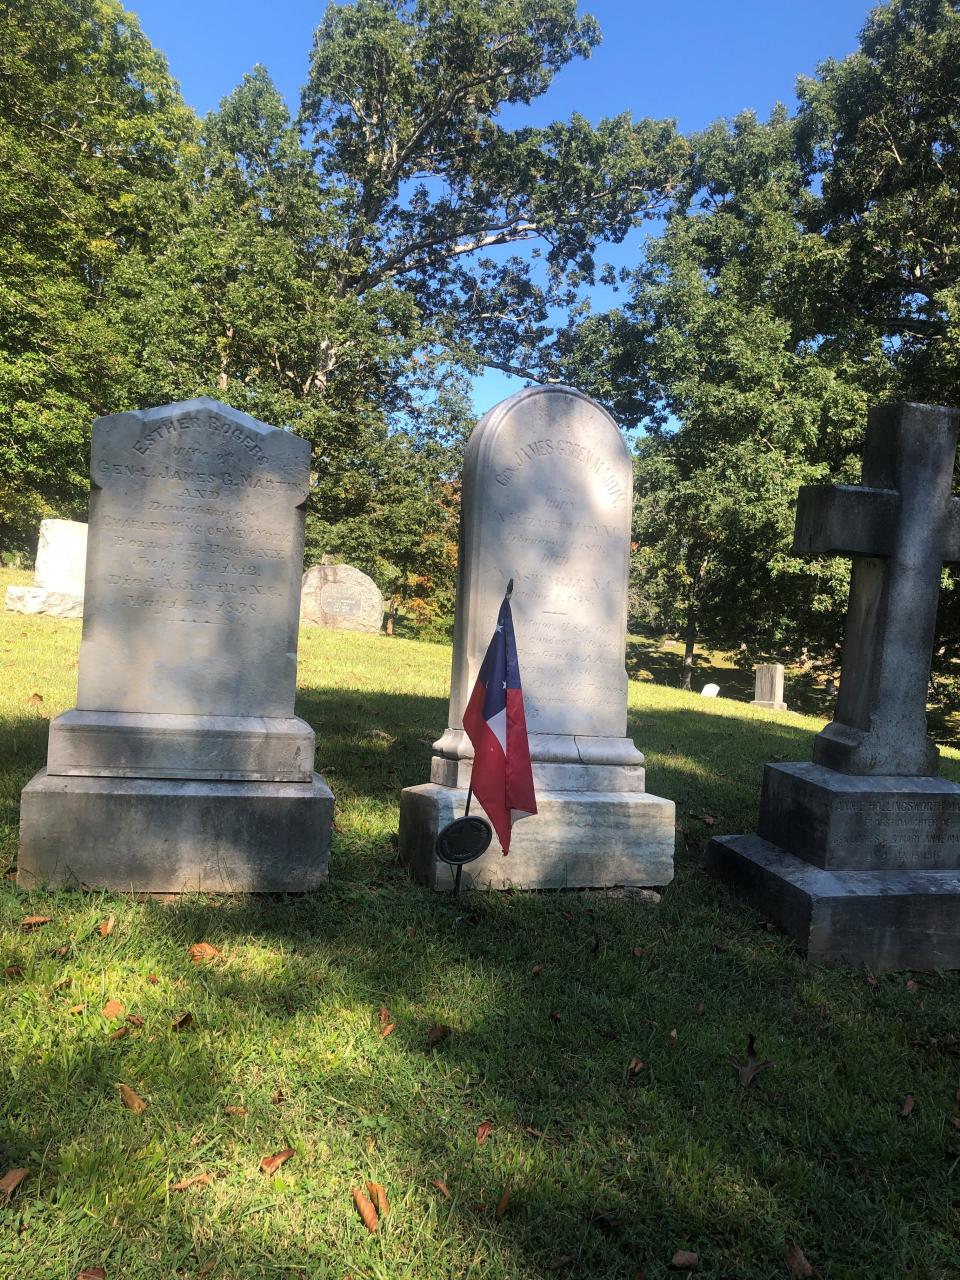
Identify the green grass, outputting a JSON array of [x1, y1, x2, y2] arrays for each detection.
[[1, 568, 959, 1279]]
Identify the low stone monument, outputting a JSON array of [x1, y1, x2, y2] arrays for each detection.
[[751, 663, 786, 711], [700, 683, 720, 699], [398, 385, 675, 890], [709, 402, 960, 970], [300, 562, 383, 633], [5, 518, 88, 618], [18, 398, 333, 892]]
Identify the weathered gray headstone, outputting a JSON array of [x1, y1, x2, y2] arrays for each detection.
[[17, 398, 333, 892], [398, 385, 675, 890], [709, 402, 960, 970], [751, 663, 786, 711], [5, 518, 88, 618], [300, 563, 384, 633]]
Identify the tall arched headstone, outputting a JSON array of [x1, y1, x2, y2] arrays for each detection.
[[399, 385, 675, 889]]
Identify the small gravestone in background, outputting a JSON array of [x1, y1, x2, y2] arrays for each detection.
[[709, 402, 960, 970], [300, 563, 383, 633], [700, 683, 720, 699], [751, 663, 786, 711], [18, 398, 333, 892], [5, 518, 87, 618], [399, 385, 675, 890]]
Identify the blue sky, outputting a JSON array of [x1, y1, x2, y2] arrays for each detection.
[[129, 0, 877, 412]]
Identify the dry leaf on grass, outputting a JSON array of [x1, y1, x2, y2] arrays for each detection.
[[627, 1057, 645, 1079], [495, 1182, 511, 1220], [427, 1023, 451, 1046], [25, 692, 43, 706], [589, 1208, 623, 1234], [785, 1239, 814, 1277], [352, 1186, 379, 1233], [147, 973, 159, 984], [377, 1006, 391, 1025], [900, 1094, 915, 1118], [380, 1022, 396, 1039], [171, 1012, 193, 1032], [109, 1027, 128, 1041], [906, 978, 919, 992], [187, 942, 221, 964], [729, 1034, 774, 1087], [260, 1148, 294, 1175], [20, 915, 51, 931], [69, 1003, 86, 1015], [98, 915, 115, 938], [196, 1263, 216, 1279], [4, 964, 23, 978], [531, 962, 543, 976], [547, 1257, 574, 1270], [365, 1180, 389, 1216], [224, 1105, 247, 1117], [171, 1173, 211, 1191], [118, 1083, 146, 1114], [432, 1179, 451, 1199], [699, 813, 717, 826], [866, 973, 879, 988], [77, 1270, 106, 1280], [0, 1167, 28, 1198], [102, 999, 125, 1020], [666, 1029, 678, 1049], [125, 1014, 145, 1028], [669, 1251, 700, 1272], [476, 1122, 493, 1145]]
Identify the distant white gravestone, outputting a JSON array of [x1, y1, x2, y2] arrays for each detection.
[[700, 683, 720, 698], [398, 384, 675, 890], [5, 518, 87, 617], [301, 563, 384, 633], [17, 398, 333, 892]]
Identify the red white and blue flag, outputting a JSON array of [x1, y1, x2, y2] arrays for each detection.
[[462, 590, 537, 854]]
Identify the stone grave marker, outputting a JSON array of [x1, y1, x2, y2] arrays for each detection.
[[301, 563, 384, 633], [18, 397, 333, 891], [751, 663, 786, 711], [5, 518, 88, 618], [709, 402, 960, 969], [399, 385, 675, 890], [700, 683, 720, 698]]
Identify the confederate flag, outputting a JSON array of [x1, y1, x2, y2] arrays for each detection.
[[462, 588, 537, 854]]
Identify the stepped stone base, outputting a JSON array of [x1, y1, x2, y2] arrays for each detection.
[[6, 586, 82, 618], [399, 782, 674, 891], [708, 832, 960, 971], [17, 769, 333, 893]]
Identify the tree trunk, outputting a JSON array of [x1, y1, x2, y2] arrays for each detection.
[[681, 607, 697, 691]]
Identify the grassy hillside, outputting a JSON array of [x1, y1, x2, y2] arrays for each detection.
[[2, 569, 959, 1279]]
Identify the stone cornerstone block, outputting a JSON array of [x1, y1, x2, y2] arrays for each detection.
[[17, 398, 332, 893], [399, 385, 675, 890]]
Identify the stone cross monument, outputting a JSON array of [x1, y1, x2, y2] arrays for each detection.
[[709, 403, 960, 969], [398, 385, 675, 890], [18, 398, 333, 892]]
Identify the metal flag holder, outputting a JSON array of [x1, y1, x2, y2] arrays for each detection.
[[434, 578, 514, 894]]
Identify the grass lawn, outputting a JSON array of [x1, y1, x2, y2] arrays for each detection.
[[1, 566, 959, 1279]]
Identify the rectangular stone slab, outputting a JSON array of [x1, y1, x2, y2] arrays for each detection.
[[17, 769, 332, 892], [46, 710, 315, 782], [707, 832, 960, 970], [758, 762, 960, 870], [399, 782, 674, 890]]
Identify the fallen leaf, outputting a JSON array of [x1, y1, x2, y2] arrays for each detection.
[[428, 1023, 451, 1046], [365, 1180, 389, 1216], [20, 915, 51, 931], [147, 973, 159, 984], [260, 1148, 294, 1175], [54, 976, 72, 990], [900, 1094, 915, 1118], [589, 1208, 623, 1234], [125, 1014, 145, 1028], [380, 1022, 396, 1039], [729, 1034, 774, 1087], [523, 1125, 543, 1138], [377, 1006, 391, 1024], [495, 1182, 511, 1219], [699, 814, 717, 827], [667, 1028, 678, 1049], [98, 915, 115, 938], [0, 1167, 28, 1198], [196, 1263, 216, 1278], [171, 1173, 210, 1191], [26, 692, 43, 705], [271, 1087, 285, 1105], [224, 1105, 247, 1117], [352, 1186, 379, 1233], [69, 1002, 86, 1014], [549, 1010, 561, 1024], [102, 999, 125, 1020], [627, 1056, 645, 1079], [531, 962, 543, 976], [547, 1257, 574, 1271], [187, 942, 221, 964], [785, 1239, 814, 1277], [171, 1012, 193, 1032], [866, 973, 878, 988], [4, 964, 23, 978], [669, 1251, 700, 1272], [632, 946, 648, 957], [432, 1179, 451, 1198], [118, 1083, 146, 1113], [405, 925, 416, 938], [109, 1026, 128, 1041], [53, 945, 69, 957], [77, 1270, 106, 1280], [476, 1122, 493, 1145]]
